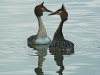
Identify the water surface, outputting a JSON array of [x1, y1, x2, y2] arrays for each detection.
[[0, 0, 100, 75]]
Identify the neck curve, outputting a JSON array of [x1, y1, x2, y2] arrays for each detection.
[[53, 20, 65, 39], [37, 16, 47, 38]]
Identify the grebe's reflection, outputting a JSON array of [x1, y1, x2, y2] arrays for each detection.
[[54, 55, 64, 75], [28, 44, 49, 75], [49, 47, 74, 75]]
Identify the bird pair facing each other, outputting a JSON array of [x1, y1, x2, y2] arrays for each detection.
[[27, 2, 74, 51]]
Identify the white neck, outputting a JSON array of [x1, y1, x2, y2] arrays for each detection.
[[37, 17, 47, 38]]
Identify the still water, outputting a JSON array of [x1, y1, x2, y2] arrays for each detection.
[[0, 0, 100, 75]]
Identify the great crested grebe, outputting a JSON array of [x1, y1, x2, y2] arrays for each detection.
[[49, 4, 74, 51], [27, 2, 51, 45]]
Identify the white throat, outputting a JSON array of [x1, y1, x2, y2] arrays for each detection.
[[37, 17, 47, 38], [34, 17, 51, 44]]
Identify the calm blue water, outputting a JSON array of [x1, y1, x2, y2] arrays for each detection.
[[0, 0, 100, 75]]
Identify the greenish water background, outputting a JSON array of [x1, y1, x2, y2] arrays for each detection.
[[0, 0, 100, 75]]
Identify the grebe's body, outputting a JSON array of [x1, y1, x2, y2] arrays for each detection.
[[27, 2, 51, 46], [49, 4, 74, 51]]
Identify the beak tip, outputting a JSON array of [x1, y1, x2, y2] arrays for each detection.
[[48, 14, 51, 16], [48, 10, 53, 13], [48, 13, 53, 16], [48, 12, 57, 16]]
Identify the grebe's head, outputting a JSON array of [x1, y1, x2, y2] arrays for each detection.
[[49, 4, 68, 21], [34, 2, 52, 17]]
